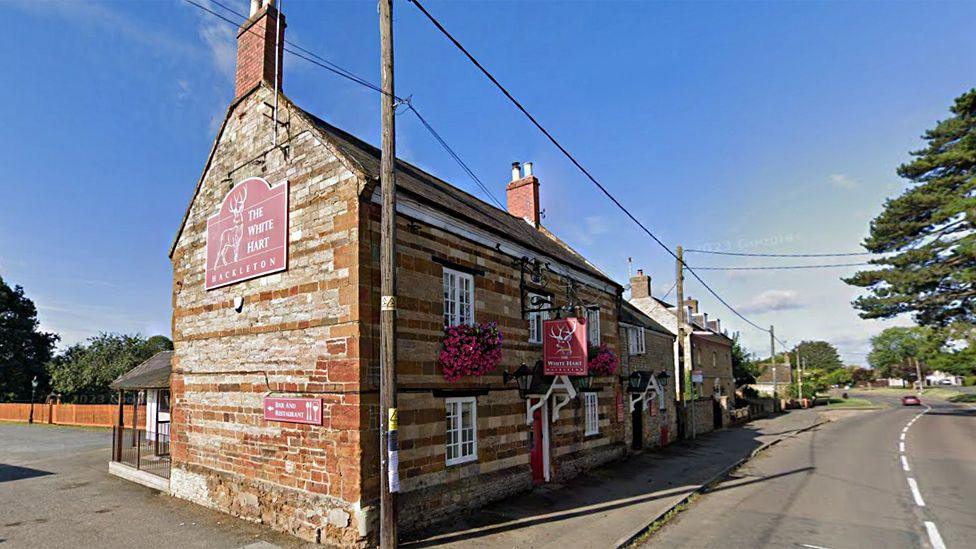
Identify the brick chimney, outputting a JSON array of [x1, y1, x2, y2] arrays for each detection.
[[506, 161, 540, 227], [235, 0, 286, 99], [630, 269, 652, 299], [684, 297, 699, 314]]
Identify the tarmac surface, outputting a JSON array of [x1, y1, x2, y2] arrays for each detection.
[[0, 423, 308, 549], [643, 392, 976, 549]]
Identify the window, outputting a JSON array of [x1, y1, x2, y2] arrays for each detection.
[[584, 392, 599, 436], [627, 327, 646, 355], [527, 292, 549, 344], [443, 268, 474, 327], [586, 307, 601, 344], [445, 397, 478, 465], [158, 390, 171, 413]]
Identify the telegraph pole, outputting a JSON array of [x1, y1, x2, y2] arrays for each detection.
[[379, 0, 399, 545], [770, 326, 778, 412], [913, 357, 923, 395], [795, 347, 802, 403], [675, 246, 688, 438]]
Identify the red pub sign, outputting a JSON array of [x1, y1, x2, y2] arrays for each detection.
[[263, 397, 323, 425], [543, 317, 588, 376], [206, 177, 289, 290]]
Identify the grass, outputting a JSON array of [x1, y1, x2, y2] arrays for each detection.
[[948, 393, 976, 403], [824, 397, 880, 409]]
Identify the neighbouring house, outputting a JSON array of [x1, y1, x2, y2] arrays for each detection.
[[108, 350, 173, 492], [157, 2, 632, 545], [627, 270, 736, 433], [618, 301, 677, 450], [925, 370, 963, 386], [750, 360, 793, 396]]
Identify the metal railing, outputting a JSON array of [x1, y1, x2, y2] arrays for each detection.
[[112, 423, 171, 479]]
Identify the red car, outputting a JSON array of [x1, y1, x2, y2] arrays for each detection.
[[902, 395, 922, 406]]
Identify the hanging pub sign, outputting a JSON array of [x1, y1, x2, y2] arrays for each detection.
[[206, 177, 289, 290], [263, 396, 322, 425], [543, 317, 588, 376]]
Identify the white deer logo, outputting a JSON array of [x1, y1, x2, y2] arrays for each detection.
[[549, 321, 578, 356], [214, 187, 248, 269]]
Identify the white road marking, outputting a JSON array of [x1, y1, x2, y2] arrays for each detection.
[[900, 432, 906, 441], [901, 455, 910, 471], [899, 441, 905, 453], [924, 521, 947, 549], [907, 478, 926, 507], [799, 544, 832, 549]]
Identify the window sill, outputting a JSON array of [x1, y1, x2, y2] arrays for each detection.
[[445, 456, 478, 468]]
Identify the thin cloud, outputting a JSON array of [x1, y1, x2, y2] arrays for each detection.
[[829, 173, 859, 190], [740, 289, 804, 314]]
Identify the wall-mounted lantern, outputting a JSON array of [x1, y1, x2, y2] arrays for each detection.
[[504, 363, 534, 399]]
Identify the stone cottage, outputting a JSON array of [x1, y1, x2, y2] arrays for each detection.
[[628, 270, 735, 434], [166, 2, 638, 545]]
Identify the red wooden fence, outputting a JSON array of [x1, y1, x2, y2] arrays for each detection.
[[0, 403, 141, 428]]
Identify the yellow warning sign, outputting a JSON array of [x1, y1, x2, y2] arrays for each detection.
[[388, 408, 398, 431]]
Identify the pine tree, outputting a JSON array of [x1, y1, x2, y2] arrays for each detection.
[[845, 88, 976, 326]]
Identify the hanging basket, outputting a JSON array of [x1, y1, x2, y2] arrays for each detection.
[[439, 321, 504, 382]]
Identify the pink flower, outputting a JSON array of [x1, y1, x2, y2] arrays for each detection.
[[588, 344, 618, 376], [439, 322, 504, 381]]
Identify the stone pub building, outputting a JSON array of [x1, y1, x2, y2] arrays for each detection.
[[163, 1, 675, 545]]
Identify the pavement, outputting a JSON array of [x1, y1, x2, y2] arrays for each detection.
[[0, 422, 309, 549], [1, 409, 827, 549], [643, 392, 976, 549], [406, 409, 826, 548]]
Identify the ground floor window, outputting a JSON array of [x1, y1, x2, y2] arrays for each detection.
[[584, 392, 599, 436], [446, 397, 478, 465]]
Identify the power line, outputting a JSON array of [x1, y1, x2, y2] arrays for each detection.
[[686, 249, 871, 258], [689, 262, 871, 271], [183, 0, 506, 209], [407, 0, 783, 340]]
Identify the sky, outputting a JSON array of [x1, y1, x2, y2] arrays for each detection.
[[1, 0, 974, 363]]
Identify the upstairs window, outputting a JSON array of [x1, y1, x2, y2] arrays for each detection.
[[446, 397, 478, 466], [584, 392, 599, 436], [586, 307, 601, 344], [627, 327, 646, 355], [527, 292, 549, 344], [443, 268, 474, 326]]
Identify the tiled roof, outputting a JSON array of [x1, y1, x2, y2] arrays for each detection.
[[111, 351, 172, 390], [298, 108, 620, 289], [620, 300, 673, 336], [755, 363, 792, 384]]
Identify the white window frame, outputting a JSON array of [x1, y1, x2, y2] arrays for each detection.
[[445, 396, 478, 466], [627, 326, 646, 355], [586, 307, 601, 345], [584, 392, 599, 436], [527, 292, 549, 344], [443, 268, 475, 327]]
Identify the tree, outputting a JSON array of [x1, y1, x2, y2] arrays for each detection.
[[867, 326, 945, 379], [825, 368, 853, 387], [731, 333, 760, 387], [845, 88, 976, 327], [850, 367, 876, 386], [46, 333, 172, 403], [0, 277, 59, 401], [791, 340, 843, 372]]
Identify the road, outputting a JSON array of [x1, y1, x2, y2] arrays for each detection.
[[643, 393, 976, 549], [0, 422, 309, 549]]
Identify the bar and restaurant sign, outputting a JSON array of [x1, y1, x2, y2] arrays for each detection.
[[206, 177, 289, 290], [543, 317, 588, 376], [263, 397, 323, 425]]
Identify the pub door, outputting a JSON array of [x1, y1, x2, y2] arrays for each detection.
[[530, 399, 546, 484]]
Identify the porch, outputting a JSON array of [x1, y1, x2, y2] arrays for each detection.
[[108, 351, 173, 492]]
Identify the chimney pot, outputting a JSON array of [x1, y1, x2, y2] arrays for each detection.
[[506, 162, 540, 227], [234, 0, 286, 99], [523, 162, 533, 177], [630, 270, 652, 300]]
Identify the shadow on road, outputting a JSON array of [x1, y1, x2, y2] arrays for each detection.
[[0, 463, 53, 483]]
